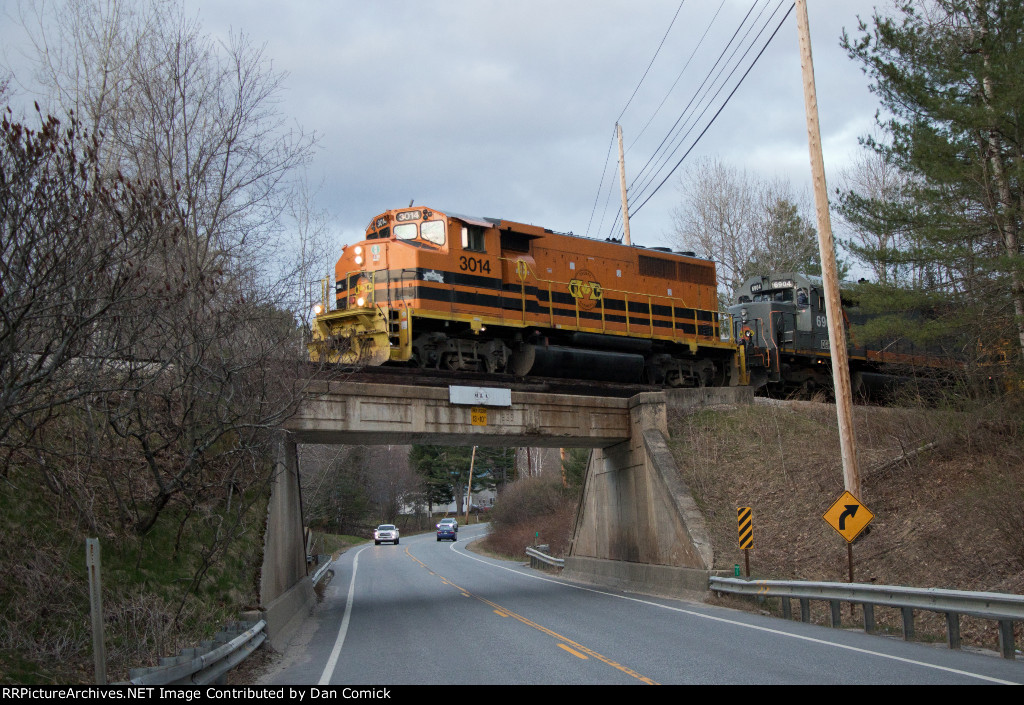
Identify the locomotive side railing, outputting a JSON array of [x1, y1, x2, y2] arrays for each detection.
[[506, 256, 721, 345]]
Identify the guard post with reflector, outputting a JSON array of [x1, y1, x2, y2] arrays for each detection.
[[737, 506, 753, 577]]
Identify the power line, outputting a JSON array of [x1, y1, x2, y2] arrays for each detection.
[[627, 0, 755, 187], [585, 128, 618, 236], [629, 2, 795, 218], [628, 1, 779, 206], [590, 1, 686, 236], [625, 0, 727, 155], [615, 0, 687, 125]]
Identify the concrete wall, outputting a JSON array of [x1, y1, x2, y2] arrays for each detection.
[[258, 433, 315, 650], [565, 388, 751, 598]]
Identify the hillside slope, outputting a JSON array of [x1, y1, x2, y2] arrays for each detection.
[[667, 396, 1024, 650]]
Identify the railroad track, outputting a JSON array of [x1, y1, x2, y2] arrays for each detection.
[[301, 362, 662, 398]]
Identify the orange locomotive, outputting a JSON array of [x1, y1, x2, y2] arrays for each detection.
[[309, 206, 744, 386]]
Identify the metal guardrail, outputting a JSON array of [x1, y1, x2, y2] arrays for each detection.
[[526, 545, 564, 569], [124, 620, 266, 685], [312, 555, 334, 586], [710, 577, 1024, 659]]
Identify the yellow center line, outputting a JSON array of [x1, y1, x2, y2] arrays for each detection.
[[558, 643, 589, 660], [403, 545, 658, 685]]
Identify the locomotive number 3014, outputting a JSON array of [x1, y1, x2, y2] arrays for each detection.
[[459, 256, 491, 274]]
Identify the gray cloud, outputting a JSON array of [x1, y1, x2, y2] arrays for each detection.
[[3, 0, 887, 251]]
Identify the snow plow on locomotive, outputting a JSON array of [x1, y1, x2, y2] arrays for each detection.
[[308, 206, 746, 387]]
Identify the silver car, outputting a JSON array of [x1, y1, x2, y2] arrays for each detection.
[[437, 518, 458, 532]]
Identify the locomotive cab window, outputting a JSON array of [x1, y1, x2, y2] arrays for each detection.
[[395, 223, 417, 240], [421, 220, 446, 246], [462, 226, 486, 252]]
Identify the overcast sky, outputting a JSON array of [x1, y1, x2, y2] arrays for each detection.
[[3, 0, 892, 253]]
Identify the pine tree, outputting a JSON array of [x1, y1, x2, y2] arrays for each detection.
[[840, 0, 1024, 367]]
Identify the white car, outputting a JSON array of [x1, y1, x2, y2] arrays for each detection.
[[374, 524, 400, 545]]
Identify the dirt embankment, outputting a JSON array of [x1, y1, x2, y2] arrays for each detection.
[[668, 396, 1024, 650]]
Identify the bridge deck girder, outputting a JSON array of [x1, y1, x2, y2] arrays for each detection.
[[285, 381, 633, 448]]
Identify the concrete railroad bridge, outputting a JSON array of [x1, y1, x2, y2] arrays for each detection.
[[259, 380, 751, 647]]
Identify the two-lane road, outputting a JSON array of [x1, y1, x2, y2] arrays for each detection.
[[258, 525, 1023, 685]]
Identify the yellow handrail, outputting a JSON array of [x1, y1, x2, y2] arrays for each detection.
[[501, 255, 723, 342]]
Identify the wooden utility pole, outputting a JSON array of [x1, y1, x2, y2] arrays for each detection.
[[464, 445, 477, 525], [617, 123, 632, 245], [795, 0, 861, 497]]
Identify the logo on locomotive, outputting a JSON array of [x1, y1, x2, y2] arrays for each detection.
[[568, 269, 603, 311]]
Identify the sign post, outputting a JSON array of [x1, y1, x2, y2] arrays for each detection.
[[823, 489, 874, 614], [86, 538, 107, 685]]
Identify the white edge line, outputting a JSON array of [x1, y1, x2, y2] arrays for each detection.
[[318, 544, 369, 685], [447, 532, 1020, 685]]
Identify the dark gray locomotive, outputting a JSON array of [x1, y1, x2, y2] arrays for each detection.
[[727, 272, 953, 398]]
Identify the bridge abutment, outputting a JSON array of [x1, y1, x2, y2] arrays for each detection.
[[564, 388, 749, 598], [259, 432, 315, 651]]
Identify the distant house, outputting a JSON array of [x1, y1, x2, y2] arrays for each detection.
[[401, 487, 496, 516]]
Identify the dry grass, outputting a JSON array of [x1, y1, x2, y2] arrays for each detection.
[[669, 395, 1024, 652]]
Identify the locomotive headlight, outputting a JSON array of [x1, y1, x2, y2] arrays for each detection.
[[356, 296, 366, 307], [354, 246, 363, 255], [740, 307, 748, 322], [354, 255, 364, 265], [313, 303, 323, 315]]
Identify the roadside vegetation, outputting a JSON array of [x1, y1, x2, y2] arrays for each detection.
[[480, 475, 581, 559], [668, 391, 1024, 653], [0, 0, 331, 684]]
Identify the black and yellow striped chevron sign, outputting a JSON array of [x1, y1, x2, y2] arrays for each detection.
[[737, 506, 753, 549]]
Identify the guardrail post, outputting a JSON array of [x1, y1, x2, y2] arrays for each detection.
[[946, 612, 961, 650], [829, 600, 841, 628], [781, 597, 792, 620], [799, 598, 810, 623], [901, 607, 915, 640], [863, 604, 875, 634], [997, 620, 1016, 659]]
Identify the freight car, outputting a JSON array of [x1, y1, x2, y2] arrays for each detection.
[[309, 206, 745, 386], [727, 272, 956, 397]]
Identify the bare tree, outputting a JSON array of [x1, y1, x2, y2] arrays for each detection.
[[364, 445, 418, 523], [0, 0, 344, 679], [671, 157, 821, 303], [671, 158, 761, 301], [5, 0, 329, 555], [834, 143, 914, 285], [287, 174, 338, 327], [16, 0, 317, 270], [0, 107, 175, 465]]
